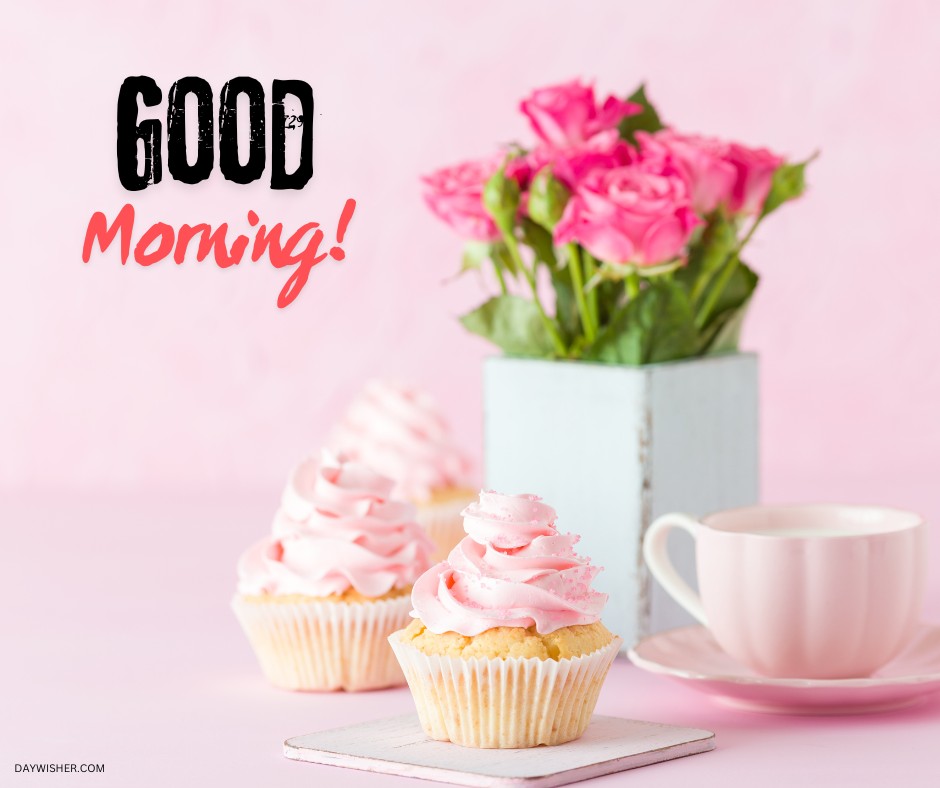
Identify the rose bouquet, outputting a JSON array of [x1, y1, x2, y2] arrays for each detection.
[[423, 80, 812, 363]]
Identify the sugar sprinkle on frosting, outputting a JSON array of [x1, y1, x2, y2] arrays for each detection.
[[238, 452, 434, 598], [411, 490, 607, 635]]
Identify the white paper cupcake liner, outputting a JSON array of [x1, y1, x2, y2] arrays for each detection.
[[232, 593, 412, 691], [415, 492, 476, 561], [389, 632, 622, 748]]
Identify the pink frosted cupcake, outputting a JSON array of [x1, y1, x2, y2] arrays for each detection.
[[389, 491, 620, 748], [329, 380, 475, 561], [232, 453, 434, 691]]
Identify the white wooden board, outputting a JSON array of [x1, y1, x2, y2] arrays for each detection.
[[283, 714, 715, 787]]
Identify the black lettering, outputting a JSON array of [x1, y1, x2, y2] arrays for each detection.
[[167, 77, 213, 184], [218, 77, 265, 184], [271, 79, 313, 190], [116, 76, 162, 191]]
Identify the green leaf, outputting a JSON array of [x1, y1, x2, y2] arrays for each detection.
[[491, 243, 518, 277], [760, 155, 815, 218], [676, 212, 738, 307], [593, 280, 623, 330], [589, 312, 644, 365], [459, 241, 523, 279], [460, 242, 491, 275], [694, 261, 759, 354], [703, 300, 751, 355], [586, 279, 698, 365], [519, 218, 556, 269], [618, 84, 665, 146], [704, 259, 758, 320], [459, 295, 556, 357], [589, 258, 686, 283]]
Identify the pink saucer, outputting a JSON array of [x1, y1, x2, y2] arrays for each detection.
[[628, 623, 940, 715]]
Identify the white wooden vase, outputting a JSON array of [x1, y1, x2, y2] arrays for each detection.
[[483, 352, 759, 650]]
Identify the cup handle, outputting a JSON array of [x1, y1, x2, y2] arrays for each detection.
[[643, 513, 708, 625]]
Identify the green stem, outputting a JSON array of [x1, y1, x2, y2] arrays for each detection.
[[736, 215, 763, 255], [500, 228, 567, 356], [582, 251, 600, 328], [492, 261, 508, 295], [696, 253, 738, 328], [566, 244, 596, 342], [626, 271, 640, 300], [689, 272, 709, 306], [695, 215, 764, 328]]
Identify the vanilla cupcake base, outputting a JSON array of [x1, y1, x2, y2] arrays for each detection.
[[232, 593, 412, 691], [415, 488, 477, 561], [389, 632, 621, 748]]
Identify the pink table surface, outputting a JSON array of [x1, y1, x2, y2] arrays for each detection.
[[2, 491, 939, 788]]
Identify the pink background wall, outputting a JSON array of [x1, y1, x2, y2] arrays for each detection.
[[4, 5, 940, 786], [3, 0, 939, 504]]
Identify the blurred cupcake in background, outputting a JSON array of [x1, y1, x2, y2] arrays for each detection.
[[390, 490, 620, 748], [329, 380, 476, 560], [232, 452, 434, 691]]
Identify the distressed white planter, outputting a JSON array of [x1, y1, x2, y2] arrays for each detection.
[[483, 353, 759, 650]]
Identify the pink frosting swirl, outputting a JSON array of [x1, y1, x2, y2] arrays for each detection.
[[328, 380, 472, 501], [411, 491, 607, 635], [237, 453, 434, 598]]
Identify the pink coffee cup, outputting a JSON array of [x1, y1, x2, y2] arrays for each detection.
[[643, 504, 927, 679]]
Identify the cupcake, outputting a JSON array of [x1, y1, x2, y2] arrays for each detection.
[[389, 491, 620, 748], [329, 380, 476, 561], [232, 452, 434, 691]]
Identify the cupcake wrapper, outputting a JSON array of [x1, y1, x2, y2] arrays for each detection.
[[232, 594, 412, 691], [389, 633, 622, 748], [415, 494, 475, 561]]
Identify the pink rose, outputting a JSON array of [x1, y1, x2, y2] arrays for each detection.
[[725, 143, 783, 215], [520, 80, 641, 149], [638, 130, 782, 216], [422, 156, 502, 241], [504, 155, 535, 189], [529, 129, 634, 190], [554, 165, 702, 266], [637, 130, 737, 215], [519, 131, 635, 225]]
